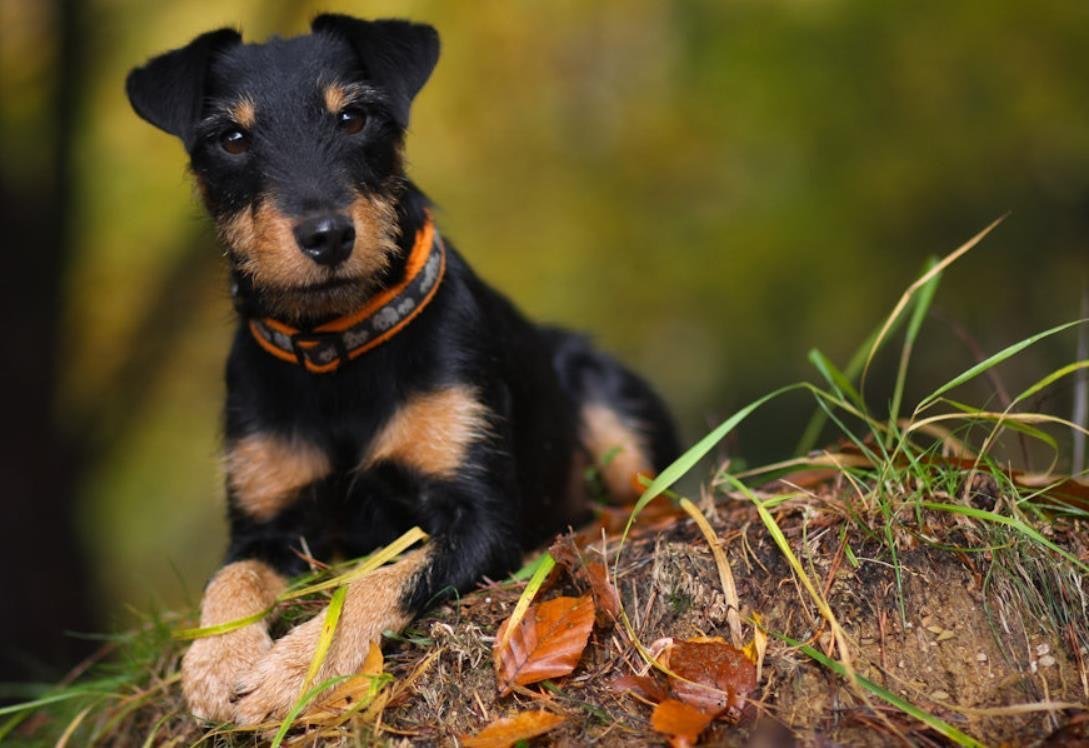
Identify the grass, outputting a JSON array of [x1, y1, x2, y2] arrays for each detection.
[[4, 217, 1088, 745]]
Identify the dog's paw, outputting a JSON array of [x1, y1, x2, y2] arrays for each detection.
[[182, 627, 273, 723], [231, 612, 326, 725]]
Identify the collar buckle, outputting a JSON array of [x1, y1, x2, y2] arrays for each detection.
[[289, 330, 349, 370]]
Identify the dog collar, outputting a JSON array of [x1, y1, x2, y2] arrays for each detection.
[[248, 218, 445, 373]]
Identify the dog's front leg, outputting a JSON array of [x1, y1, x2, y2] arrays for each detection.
[[184, 429, 332, 722], [231, 491, 521, 725], [181, 560, 286, 722]]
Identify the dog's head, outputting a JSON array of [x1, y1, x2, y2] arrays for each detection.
[[126, 16, 439, 321]]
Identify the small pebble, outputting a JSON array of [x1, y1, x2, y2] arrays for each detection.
[[976, 653, 988, 662], [1039, 655, 1056, 668], [930, 690, 950, 701], [1036, 643, 1051, 656]]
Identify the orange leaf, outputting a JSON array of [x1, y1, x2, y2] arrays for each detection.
[[361, 639, 383, 676], [651, 698, 714, 747], [663, 637, 757, 722], [547, 536, 620, 626], [493, 595, 595, 695], [461, 710, 566, 748], [313, 639, 386, 712]]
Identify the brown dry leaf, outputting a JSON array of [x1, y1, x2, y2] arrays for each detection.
[[493, 595, 596, 695], [609, 672, 670, 703], [651, 698, 714, 747], [548, 535, 581, 572], [741, 613, 768, 684], [460, 710, 566, 748], [547, 535, 621, 626], [662, 636, 757, 721], [584, 561, 621, 624]]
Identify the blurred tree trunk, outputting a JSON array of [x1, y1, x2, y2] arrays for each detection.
[[0, 0, 94, 686]]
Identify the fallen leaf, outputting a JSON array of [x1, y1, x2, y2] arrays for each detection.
[[584, 562, 621, 624], [494, 595, 595, 695], [651, 698, 714, 747], [547, 536, 621, 627], [461, 710, 566, 748], [741, 612, 768, 683], [609, 672, 670, 703], [362, 639, 383, 675], [663, 636, 757, 721], [547, 535, 581, 573], [311, 640, 387, 714]]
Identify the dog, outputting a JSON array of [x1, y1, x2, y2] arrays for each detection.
[[126, 15, 679, 725]]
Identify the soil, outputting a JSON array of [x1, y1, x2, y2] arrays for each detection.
[[379, 498, 1089, 746], [14, 492, 1088, 747]]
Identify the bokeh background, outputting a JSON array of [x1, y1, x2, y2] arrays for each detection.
[[2, 0, 1087, 684]]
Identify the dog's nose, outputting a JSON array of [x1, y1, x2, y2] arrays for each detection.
[[293, 214, 355, 267]]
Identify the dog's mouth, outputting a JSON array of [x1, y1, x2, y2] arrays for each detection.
[[256, 273, 376, 323], [294, 275, 366, 293]]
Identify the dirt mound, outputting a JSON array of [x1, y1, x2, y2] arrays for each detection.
[[381, 499, 1087, 746]]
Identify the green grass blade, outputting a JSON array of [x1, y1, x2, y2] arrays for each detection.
[[0, 689, 109, 716], [887, 258, 941, 447], [622, 383, 808, 546], [864, 216, 1005, 391], [280, 526, 427, 600], [172, 608, 271, 641], [270, 674, 354, 748], [922, 501, 1089, 574], [300, 584, 348, 694], [499, 551, 555, 647], [918, 319, 1088, 410], [796, 310, 913, 456], [175, 526, 429, 641], [1010, 360, 1089, 408], [809, 348, 864, 409], [508, 550, 553, 582], [776, 632, 984, 747]]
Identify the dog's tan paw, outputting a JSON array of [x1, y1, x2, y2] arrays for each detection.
[[231, 612, 326, 725], [182, 627, 273, 723]]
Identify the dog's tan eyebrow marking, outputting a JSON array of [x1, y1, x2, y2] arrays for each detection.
[[361, 386, 491, 478], [228, 96, 256, 129], [320, 82, 350, 114], [225, 433, 331, 520]]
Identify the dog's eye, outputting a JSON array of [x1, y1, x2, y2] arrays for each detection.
[[219, 128, 251, 155], [337, 108, 366, 135]]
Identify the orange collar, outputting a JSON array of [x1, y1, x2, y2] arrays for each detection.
[[248, 218, 446, 373]]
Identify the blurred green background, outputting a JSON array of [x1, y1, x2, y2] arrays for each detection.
[[2, 0, 1087, 681]]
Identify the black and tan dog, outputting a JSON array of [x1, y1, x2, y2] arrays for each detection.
[[127, 15, 678, 724]]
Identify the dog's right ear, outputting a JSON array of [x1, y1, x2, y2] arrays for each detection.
[[126, 28, 241, 146]]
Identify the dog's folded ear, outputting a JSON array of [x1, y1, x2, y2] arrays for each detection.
[[126, 28, 241, 146], [311, 15, 439, 129]]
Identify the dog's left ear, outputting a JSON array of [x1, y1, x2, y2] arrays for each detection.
[[311, 15, 439, 128]]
